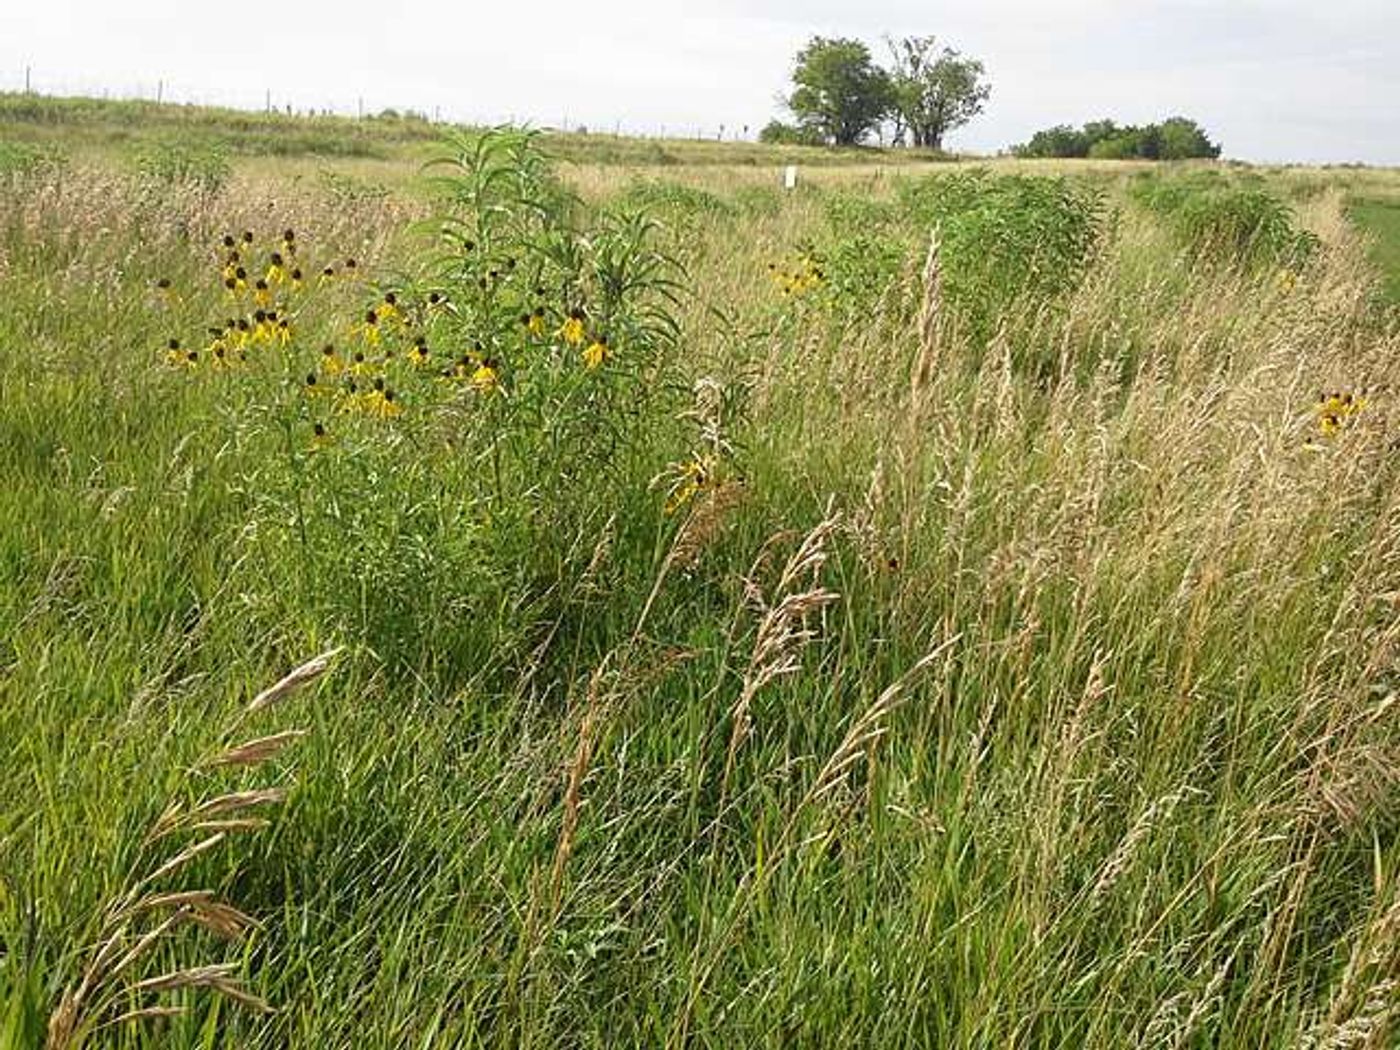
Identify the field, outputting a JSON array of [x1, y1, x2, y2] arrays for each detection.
[[5, 96, 1400, 1047]]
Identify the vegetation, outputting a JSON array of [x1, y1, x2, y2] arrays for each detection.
[[785, 37, 896, 147], [0, 92, 956, 172], [1349, 194, 1400, 303], [884, 36, 991, 150], [758, 119, 825, 147], [1016, 117, 1223, 161], [1131, 171, 1319, 269], [4, 101, 1400, 1047], [779, 34, 990, 149]]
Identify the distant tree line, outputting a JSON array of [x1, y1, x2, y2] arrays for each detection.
[[761, 35, 991, 150], [1013, 118, 1222, 161]]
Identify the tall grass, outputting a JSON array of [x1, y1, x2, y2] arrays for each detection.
[[3, 138, 1400, 1047]]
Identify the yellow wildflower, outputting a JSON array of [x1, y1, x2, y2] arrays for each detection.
[[559, 310, 586, 346], [364, 382, 403, 419], [583, 336, 610, 371], [209, 343, 234, 370], [265, 252, 288, 286], [224, 265, 249, 298], [379, 292, 403, 326], [471, 361, 500, 393], [356, 310, 382, 348], [248, 311, 265, 345], [663, 457, 715, 515], [1316, 390, 1368, 438]]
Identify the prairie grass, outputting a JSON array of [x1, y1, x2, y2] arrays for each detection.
[[3, 116, 1400, 1048]]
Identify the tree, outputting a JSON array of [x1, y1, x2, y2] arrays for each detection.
[[1015, 124, 1090, 159], [1157, 117, 1222, 160], [787, 37, 894, 147], [1014, 117, 1223, 161], [886, 36, 991, 150]]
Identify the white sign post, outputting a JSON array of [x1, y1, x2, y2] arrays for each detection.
[[783, 165, 798, 191]]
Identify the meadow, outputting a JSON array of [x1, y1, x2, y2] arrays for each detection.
[[4, 97, 1400, 1048]]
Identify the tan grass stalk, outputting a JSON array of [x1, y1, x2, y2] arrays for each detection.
[[549, 663, 610, 916], [243, 647, 342, 716], [48, 649, 333, 1048], [721, 513, 842, 795], [206, 730, 309, 767], [910, 230, 942, 401]]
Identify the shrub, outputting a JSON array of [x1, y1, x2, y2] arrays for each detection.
[[898, 170, 1110, 342], [131, 136, 231, 192], [759, 120, 825, 147], [1131, 172, 1320, 269]]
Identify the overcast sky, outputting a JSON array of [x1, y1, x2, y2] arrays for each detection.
[[2, 0, 1397, 164]]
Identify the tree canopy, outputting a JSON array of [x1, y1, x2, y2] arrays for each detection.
[[786, 37, 894, 147], [885, 36, 991, 150], [780, 34, 990, 149], [1015, 117, 1222, 161]]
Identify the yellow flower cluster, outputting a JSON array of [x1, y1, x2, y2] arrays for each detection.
[[161, 225, 622, 451], [768, 257, 825, 297], [1317, 390, 1367, 438]]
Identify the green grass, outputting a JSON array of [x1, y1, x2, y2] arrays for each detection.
[[5, 118, 1400, 1047], [1348, 193, 1400, 303]]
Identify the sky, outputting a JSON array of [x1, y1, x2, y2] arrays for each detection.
[[2, 0, 1397, 165]]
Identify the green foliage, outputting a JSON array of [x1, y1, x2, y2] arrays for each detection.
[[1157, 116, 1223, 160], [0, 139, 65, 177], [758, 119, 825, 147], [1348, 195, 1400, 304], [824, 190, 901, 235], [809, 232, 908, 316], [131, 135, 231, 192], [899, 170, 1110, 342], [1017, 116, 1221, 161], [885, 36, 990, 150], [1132, 171, 1320, 268], [787, 37, 895, 146], [421, 126, 686, 555]]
